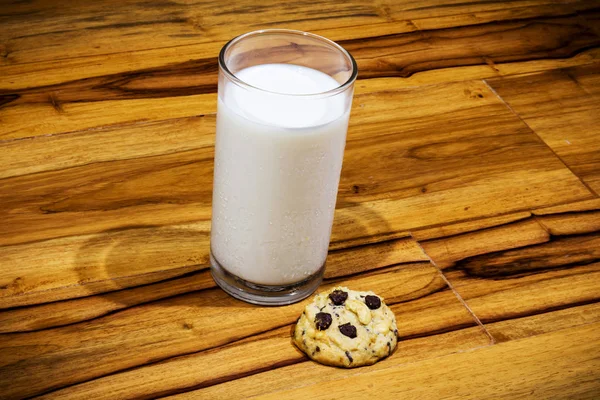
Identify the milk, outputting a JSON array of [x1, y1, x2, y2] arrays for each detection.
[[211, 64, 351, 285]]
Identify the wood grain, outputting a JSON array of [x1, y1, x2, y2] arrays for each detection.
[[486, 63, 600, 194], [245, 322, 600, 400], [419, 199, 600, 339], [487, 301, 600, 343], [1, 78, 594, 309], [39, 326, 489, 400], [167, 303, 600, 399], [2, 9, 600, 140], [0, 262, 481, 399], [2, 0, 600, 398], [0, 235, 426, 324], [1, 0, 592, 66]]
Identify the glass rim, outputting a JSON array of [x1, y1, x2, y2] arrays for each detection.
[[218, 29, 358, 98]]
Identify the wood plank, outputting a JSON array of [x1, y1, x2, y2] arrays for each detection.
[[0, 79, 593, 307], [487, 301, 600, 343], [0, 223, 210, 309], [1, 1, 599, 399], [0, 0, 388, 65], [532, 197, 600, 214], [164, 300, 600, 400], [232, 322, 600, 400], [419, 201, 600, 340], [2, 12, 599, 140], [0, 269, 213, 333], [325, 237, 428, 278], [0, 0, 588, 67], [0, 232, 425, 315], [2, 29, 598, 94], [331, 80, 593, 244], [342, 13, 600, 80], [410, 1, 575, 30], [411, 211, 532, 241], [42, 326, 489, 400], [486, 64, 600, 194], [0, 115, 216, 180], [418, 218, 550, 269], [0, 262, 481, 399], [0, 148, 214, 247]]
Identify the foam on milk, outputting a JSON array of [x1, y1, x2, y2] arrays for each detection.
[[226, 64, 345, 128]]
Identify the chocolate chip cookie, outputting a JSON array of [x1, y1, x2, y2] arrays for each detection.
[[293, 286, 398, 367]]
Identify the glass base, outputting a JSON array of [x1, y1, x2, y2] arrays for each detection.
[[210, 250, 324, 306]]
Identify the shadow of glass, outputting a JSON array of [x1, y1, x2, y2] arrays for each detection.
[[71, 197, 396, 309], [74, 224, 211, 306]]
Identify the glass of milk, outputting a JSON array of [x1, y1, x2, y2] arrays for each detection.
[[210, 29, 357, 305]]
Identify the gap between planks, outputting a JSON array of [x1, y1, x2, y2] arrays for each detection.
[[482, 78, 600, 197], [413, 236, 496, 344]]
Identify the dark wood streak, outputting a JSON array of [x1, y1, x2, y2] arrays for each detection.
[[0, 58, 218, 107], [253, 12, 380, 26], [1, 13, 598, 110], [13, 289, 467, 399], [414, 213, 534, 242], [339, 14, 600, 79], [456, 233, 600, 279], [16, 272, 597, 398], [212, 5, 270, 16], [0, 259, 431, 333], [391, 281, 449, 305], [0, 268, 211, 333], [28, 323, 301, 399], [84, 18, 189, 30], [11, 30, 77, 40], [405, 0, 544, 12], [0, 93, 19, 107]]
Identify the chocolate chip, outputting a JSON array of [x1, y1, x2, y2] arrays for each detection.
[[314, 312, 332, 330], [387, 341, 392, 355], [345, 351, 353, 363], [394, 329, 398, 336], [302, 329, 305, 336], [315, 346, 320, 353], [329, 290, 348, 306], [365, 295, 381, 309], [339, 322, 357, 338]]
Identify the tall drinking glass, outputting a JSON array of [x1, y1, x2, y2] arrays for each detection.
[[210, 29, 357, 305]]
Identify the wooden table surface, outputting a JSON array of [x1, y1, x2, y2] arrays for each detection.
[[1, 0, 600, 398]]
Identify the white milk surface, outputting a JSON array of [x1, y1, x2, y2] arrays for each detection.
[[211, 64, 350, 285]]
